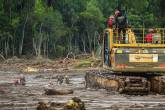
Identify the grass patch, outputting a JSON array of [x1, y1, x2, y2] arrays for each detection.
[[74, 60, 92, 68], [74, 57, 102, 68]]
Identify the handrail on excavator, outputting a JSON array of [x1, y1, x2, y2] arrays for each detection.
[[105, 28, 165, 47]]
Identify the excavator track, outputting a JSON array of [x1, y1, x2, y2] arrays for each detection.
[[85, 71, 165, 95]]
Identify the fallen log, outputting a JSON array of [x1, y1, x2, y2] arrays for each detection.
[[45, 89, 73, 95]]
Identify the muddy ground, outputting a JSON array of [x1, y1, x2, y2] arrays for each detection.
[[0, 58, 165, 110], [1, 71, 165, 110]]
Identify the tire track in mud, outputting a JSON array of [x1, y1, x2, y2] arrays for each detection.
[[0, 71, 165, 110]]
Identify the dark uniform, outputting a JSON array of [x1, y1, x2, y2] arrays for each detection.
[[115, 10, 128, 43]]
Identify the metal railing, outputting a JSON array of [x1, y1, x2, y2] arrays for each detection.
[[113, 28, 165, 44]]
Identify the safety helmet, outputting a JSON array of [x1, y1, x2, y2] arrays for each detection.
[[109, 15, 114, 19], [115, 10, 120, 16], [148, 29, 154, 33]]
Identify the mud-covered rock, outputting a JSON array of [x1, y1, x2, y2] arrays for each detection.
[[37, 102, 50, 110], [45, 89, 73, 95], [37, 98, 85, 110], [50, 102, 64, 108], [64, 97, 86, 110]]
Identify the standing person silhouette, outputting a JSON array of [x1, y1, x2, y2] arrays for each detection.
[[115, 9, 128, 43]]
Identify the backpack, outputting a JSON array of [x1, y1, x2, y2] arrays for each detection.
[[117, 16, 126, 26]]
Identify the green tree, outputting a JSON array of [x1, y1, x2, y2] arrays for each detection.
[[33, 0, 66, 57], [80, 0, 104, 52]]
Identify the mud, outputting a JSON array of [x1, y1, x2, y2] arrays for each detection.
[[1, 70, 165, 110]]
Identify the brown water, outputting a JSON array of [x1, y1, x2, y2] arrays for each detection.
[[0, 71, 165, 110]]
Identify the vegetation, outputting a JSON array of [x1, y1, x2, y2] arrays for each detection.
[[0, 0, 164, 58]]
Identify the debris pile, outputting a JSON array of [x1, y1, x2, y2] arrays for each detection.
[[37, 97, 86, 110]]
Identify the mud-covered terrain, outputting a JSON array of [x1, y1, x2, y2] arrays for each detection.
[[1, 70, 165, 110]]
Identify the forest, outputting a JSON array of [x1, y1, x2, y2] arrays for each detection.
[[0, 0, 164, 58]]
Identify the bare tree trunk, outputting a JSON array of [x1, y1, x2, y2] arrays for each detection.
[[68, 34, 72, 52], [46, 37, 49, 58], [81, 35, 86, 53], [33, 23, 43, 57], [12, 38, 15, 57], [0, 41, 3, 57], [87, 31, 92, 53], [33, 38, 37, 56], [43, 40, 46, 57], [37, 23, 43, 57], [19, 14, 28, 56], [43, 36, 48, 57], [4, 36, 10, 58], [12, 27, 18, 56], [5, 41, 8, 58], [93, 31, 100, 51]]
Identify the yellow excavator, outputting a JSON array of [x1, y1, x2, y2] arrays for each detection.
[[86, 27, 165, 95], [85, 3, 165, 95]]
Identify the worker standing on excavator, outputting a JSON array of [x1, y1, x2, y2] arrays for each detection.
[[114, 9, 128, 43], [107, 15, 115, 28]]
